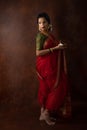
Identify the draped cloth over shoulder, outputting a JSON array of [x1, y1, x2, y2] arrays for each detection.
[[36, 32, 71, 117]]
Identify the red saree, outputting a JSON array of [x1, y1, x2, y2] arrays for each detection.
[[36, 33, 71, 117]]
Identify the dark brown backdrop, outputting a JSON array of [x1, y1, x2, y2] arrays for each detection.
[[0, 0, 87, 108]]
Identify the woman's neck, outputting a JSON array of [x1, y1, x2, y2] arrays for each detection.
[[39, 30, 50, 36]]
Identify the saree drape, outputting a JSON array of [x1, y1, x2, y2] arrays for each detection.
[[36, 33, 71, 116]]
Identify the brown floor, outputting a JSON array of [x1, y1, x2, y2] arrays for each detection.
[[0, 100, 87, 130]]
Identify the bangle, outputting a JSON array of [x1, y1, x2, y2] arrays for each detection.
[[49, 48, 51, 52], [49, 48, 53, 53]]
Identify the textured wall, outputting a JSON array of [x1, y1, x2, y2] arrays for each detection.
[[0, 0, 87, 106]]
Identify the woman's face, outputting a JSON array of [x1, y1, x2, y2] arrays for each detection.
[[38, 17, 49, 32]]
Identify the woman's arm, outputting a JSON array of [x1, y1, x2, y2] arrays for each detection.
[[36, 44, 66, 56], [36, 48, 50, 56]]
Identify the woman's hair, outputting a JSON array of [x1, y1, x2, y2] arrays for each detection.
[[37, 12, 51, 24]]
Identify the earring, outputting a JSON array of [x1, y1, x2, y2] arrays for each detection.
[[48, 24, 52, 31]]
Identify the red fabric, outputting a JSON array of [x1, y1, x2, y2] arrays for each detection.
[[36, 34, 68, 111]]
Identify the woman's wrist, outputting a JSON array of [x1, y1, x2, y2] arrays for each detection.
[[52, 47, 56, 51], [53, 46, 59, 50]]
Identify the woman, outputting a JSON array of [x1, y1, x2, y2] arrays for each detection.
[[36, 12, 71, 125]]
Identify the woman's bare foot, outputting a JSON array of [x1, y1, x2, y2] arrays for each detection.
[[39, 107, 45, 120], [40, 109, 55, 125]]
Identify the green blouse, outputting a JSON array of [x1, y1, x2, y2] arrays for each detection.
[[36, 32, 48, 50]]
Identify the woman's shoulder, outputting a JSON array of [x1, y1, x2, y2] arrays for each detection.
[[36, 32, 42, 38], [36, 32, 47, 39]]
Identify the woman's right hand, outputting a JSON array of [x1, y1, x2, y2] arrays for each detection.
[[53, 43, 67, 50]]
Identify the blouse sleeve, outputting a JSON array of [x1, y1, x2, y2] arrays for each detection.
[[36, 33, 47, 50]]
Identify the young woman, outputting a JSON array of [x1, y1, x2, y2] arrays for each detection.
[[36, 12, 71, 125]]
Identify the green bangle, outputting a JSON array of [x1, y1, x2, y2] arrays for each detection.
[[49, 48, 51, 52], [49, 48, 53, 53]]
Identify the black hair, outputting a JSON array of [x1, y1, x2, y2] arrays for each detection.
[[37, 12, 51, 24]]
